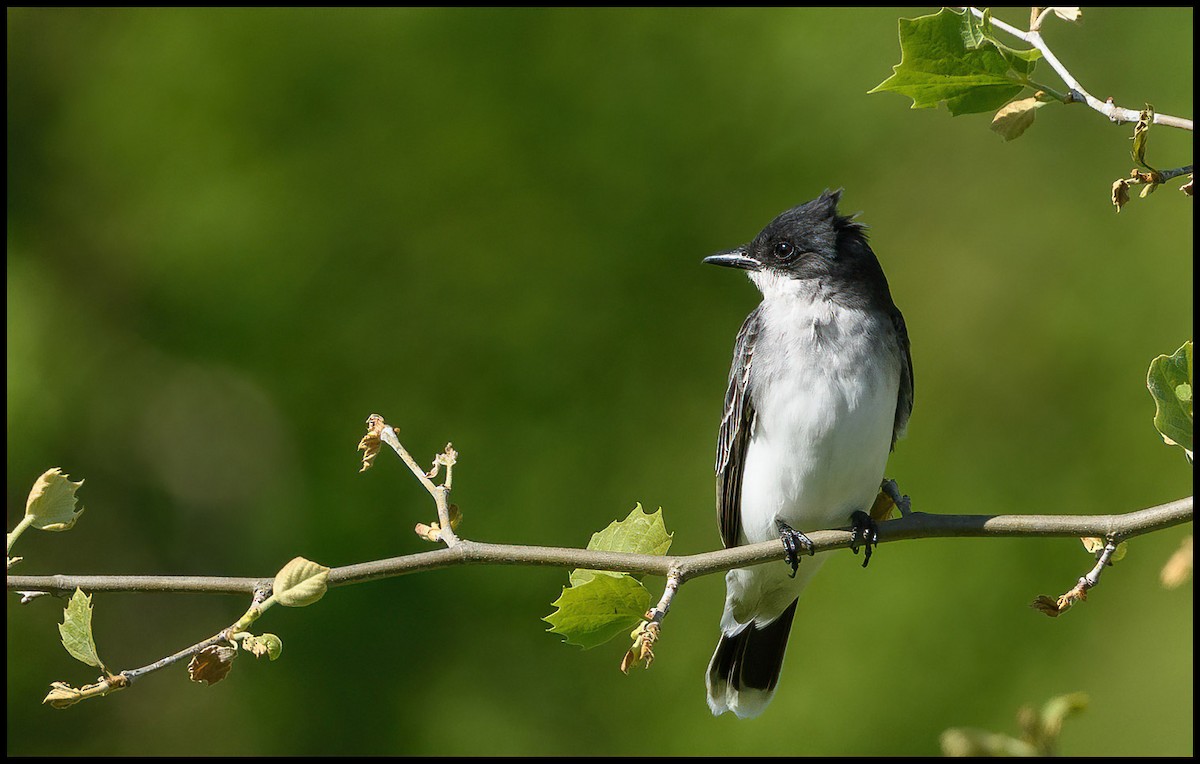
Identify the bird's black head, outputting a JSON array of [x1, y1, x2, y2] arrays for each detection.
[[704, 189, 894, 310]]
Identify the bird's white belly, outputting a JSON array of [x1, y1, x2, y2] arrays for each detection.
[[737, 300, 900, 546]]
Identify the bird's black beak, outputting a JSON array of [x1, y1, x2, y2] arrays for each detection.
[[703, 247, 761, 271]]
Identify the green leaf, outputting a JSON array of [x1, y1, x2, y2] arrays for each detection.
[[1131, 106, 1156, 171], [272, 556, 331, 607], [544, 573, 651, 649], [59, 588, 107, 673], [547, 505, 672, 648], [242, 633, 283, 661], [869, 8, 1036, 116], [1147, 341, 1193, 457], [25, 468, 85, 532], [569, 504, 674, 586], [1080, 537, 1128, 562], [976, 10, 1042, 74], [959, 8, 987, 50]]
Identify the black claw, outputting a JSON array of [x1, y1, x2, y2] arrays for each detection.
[[777, 521, 815, 578], [849, 510, 879, 568]]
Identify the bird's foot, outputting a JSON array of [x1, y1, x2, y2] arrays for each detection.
[[776, 520, 815, 579], [849, 510, 878, 569]]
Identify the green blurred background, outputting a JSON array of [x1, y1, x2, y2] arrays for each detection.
[[7, 7, 1192, 756]]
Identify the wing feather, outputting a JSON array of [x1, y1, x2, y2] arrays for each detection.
[[716, 307, 761, 548], [890, 308, 914, 447]]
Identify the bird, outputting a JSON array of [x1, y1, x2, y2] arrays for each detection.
[[702, 189, 913, 719]]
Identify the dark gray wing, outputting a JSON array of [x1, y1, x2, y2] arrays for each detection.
[[890, 308, 914, 448], [716, 306, 761, 549]]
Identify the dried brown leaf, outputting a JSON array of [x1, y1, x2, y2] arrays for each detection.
[[188, 645, 237, 685], [620, 620, 659, 673], [357, 413, 389, 473], [1031, 595, 1064, 617], [43, 681, 84, 709], [1032, 585, 1086, 617], [1111, 179, 1131, 212], [42, 675, 128, 709]]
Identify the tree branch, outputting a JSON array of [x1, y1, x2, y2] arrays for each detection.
[[963, 7, 1193, 130], [8, 496, 1192, 596]]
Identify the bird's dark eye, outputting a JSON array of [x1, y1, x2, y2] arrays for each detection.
[[774, 240, 796, 260]]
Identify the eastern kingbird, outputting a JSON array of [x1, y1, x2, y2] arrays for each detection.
[[703, 190, 913, 719]]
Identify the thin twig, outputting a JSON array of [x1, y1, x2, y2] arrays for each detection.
[[1032, 538, 1125, 616], [376, 425, 440, 497], [1156, 165, 1194, 183], [620, 568, 682, 673], [963, 7, 1193, 130], [1080, 541, 1119, 589], [376, 425, 460, 547], [8, 497, 1192, 596], [121, 632, 229, 683], [121, 586, 269, 683], [648, 568, 682, 622]]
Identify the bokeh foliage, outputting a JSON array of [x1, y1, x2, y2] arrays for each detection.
[[7, 7, 1192, 756]]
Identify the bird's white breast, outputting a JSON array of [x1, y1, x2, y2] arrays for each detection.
[[738, 272, 900, 546]]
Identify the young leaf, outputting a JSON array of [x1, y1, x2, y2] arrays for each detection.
[[544, 573, 652, 650], [569, 504, 674, 586], [589, 504, 673, 555], [1131, 106, 1156, 170], [242, 633, 284, 661], [26, 468, 85, 532], [1147, 341, 1193, 458], [869, 8, 1032, 116], [272, 556, 331, 607], [1080, 537, 1128, 562], [547, 505, 672, 649], [58, 588, 107, 673], [990, 97, 1047, 141]]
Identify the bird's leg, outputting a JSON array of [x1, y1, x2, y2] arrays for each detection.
[[849, 510, 879, 568], [776, 520, 815, 579]]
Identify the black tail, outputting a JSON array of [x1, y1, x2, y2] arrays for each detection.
[[706, 598, 799, 718]]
